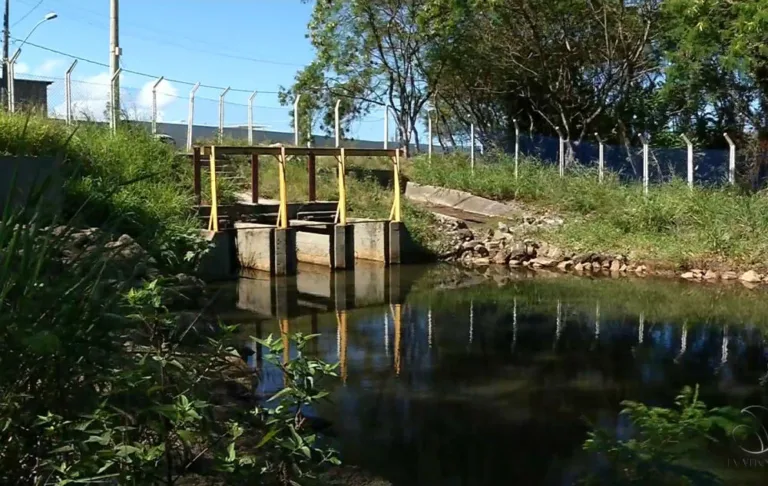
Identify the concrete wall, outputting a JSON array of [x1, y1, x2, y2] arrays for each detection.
[[0, 156, 62, 215]]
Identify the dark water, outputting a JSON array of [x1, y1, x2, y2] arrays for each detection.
[[220, 265, 768, 485]]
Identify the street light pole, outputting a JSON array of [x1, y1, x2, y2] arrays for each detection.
[[110, 0, 120, 124], [2, 0, 10, 108]]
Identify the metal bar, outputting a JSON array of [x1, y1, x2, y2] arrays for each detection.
[[514, 118, 520, 179], [383, 106, 389, 149], [208, 146, 219, 232], [199, 146, 400, 157], [556, 126, 564, 177], [278, 146, 289, 228], [65, 60, 77, 125], [724, 133, 736, 185], [594, 132, 604, 183], [186, 82, 200, 152], [248, 90, 257, 146], [251, 153, 259, 204], [335, 99, 341, 148], [218, 86, 230, 143], [193, 146, 202, 205], [681, 134, 693, 189], [470, 123, 475, 173], [308, 153, 316, 202], [151, 76, 164, 135], [392, 150, 402, 222], [427, 109, 433, 163], [639, 133, 650, 195], [293, 94, 302, 146], [337, 148, 347, 225]]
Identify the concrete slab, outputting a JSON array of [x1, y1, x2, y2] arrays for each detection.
[[296, 229, 333, 267], [234, 223, 274, 272], [404, 182, 522, 219], [350, 220, 388, 263]]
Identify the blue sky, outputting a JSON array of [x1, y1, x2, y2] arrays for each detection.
[[8, 0, 389, 140]]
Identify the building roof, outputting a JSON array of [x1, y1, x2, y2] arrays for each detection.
[[0, 77, 54, 86]]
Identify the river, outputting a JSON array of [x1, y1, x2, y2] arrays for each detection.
[[216, 264, 768, 485]]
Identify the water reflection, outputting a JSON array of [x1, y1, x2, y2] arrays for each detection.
[[224, 266, 768, 485]]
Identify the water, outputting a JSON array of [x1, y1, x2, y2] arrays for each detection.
[[219, 265, 768, 485]]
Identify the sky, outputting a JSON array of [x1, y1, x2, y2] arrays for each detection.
[[7, 0, 390, 141]]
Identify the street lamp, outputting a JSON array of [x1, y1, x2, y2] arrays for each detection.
[[12, 12, 58, 59]]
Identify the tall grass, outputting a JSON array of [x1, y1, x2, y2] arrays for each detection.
[[0, 113, 206, 269], [409, 153, 768, 268]]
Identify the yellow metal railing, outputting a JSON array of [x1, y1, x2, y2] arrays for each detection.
[[276, 146, 289, 229], [208, 146, 220, 232], [335, 148, 347, 225]]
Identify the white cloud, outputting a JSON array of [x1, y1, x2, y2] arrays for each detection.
[[15, 62, 30, 75], [33, 59, 65, 77]]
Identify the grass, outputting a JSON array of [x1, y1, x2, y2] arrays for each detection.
[[408, 152, 768, 270], [0, 113, 213, 269]]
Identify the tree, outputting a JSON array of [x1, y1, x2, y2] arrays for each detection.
[[281, 0, 453, 151]]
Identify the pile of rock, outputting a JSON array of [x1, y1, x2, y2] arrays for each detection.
[[680, 268, 767, 285], [442, 221, 645, 276]]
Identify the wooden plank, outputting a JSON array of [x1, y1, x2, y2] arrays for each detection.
[[197, 145, 401, 158]]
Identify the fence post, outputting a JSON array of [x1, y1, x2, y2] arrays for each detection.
[[724, 133, 736, 185], [427, 108, 433, 163], [151, 76, 164, 135], [248, 90, 257, 146], [470, 123, 475, 174], [514, 118, 520, 179], [186, 83, 200, 152], [384, 106, 389, 150], [293, 94, 302, 146], [556, 126, 564, 177], [65, 60, 77, 125], [218, 87, 230, 144], [639, 133, 650, 196], [594, 133, 604, 183], [110, 68, 122, 135], [335, 99, 341, 148], [680, 134, 693, 190]]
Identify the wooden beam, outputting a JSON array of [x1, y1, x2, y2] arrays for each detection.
[[197, 145, 401, 158]]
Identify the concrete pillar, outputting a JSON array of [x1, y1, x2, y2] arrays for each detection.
[[273, 228, 297, 276], [332, 224, 355, 270], [332, 270, 355, 310], [388, 221, 404, 265]]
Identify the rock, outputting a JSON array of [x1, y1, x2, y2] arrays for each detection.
[[487, 240, 500, 251], [497, 222, 509, 233], [739, 270, 762, 283], [457, 229, 474, 241], [508, 242, 527, 260], [721, 271, 738, 280], [591, 261, 602, 272], [461, 241, 479, 250], [530, 257, 557, 268], [692, 268, 704, 276], [547, 246, 564, 260], [680, 272, 696, 280], [557, 260, 573, 271], [703, 270, 719, 280], [492, 248, 511, 265], [473, 257, 490, 266], [574, 263, 585, 272], [509, 259, 521, 267], [474, 245, 490, 257], [635, 265, 647, 274], [493, 230, 512, 242], [538, 242, 550, 256], [525, 244, 537, 257], [601, 260, 611, 269], [573, 252, 594, 264], [619, 264, 628, 272], [609, 260, 621, 272]]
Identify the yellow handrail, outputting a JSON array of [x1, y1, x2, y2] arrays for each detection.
[[277, 146, 289, 229], [208, 146, 219, 232], [337, 147, 347, 225]]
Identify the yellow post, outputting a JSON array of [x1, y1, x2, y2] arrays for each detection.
[[390, 149, 402, 222], [278, 146, 289, 229], [337, 147, 347, 225], [280, 318, 290, 385], [208, 146, 219, 232]]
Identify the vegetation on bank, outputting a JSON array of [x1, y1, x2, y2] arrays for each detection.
[[408, 153, 768, 270]]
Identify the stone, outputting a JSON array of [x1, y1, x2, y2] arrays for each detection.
[[574, 263, 585, 272], [474, 245, 490, 257], [473, 257, 490, 267], [739, 270, 762, 283], [508, 242, 527, 261], [703, 270, 719, 280], [635, 265, 647, 274], [493, 231, 512, 242], [509, 259, 521, 267], [573, 252, 594, 264], [592, 261, 602, 272], [547, 246, 564, 260], [487, 240, 500, 251], [680, 272, 696, 280], [530, 257, 557, 268], [721, 271, 738, 280], [609, 260, 621, 272], [557, 260, 573, 271], [461, 241, 479, 250], [601, 260, 611, 269], [525, 244, 537, 257], [692, 268, 704, 276], [492, 248, 511, 265], [497, 222, 509, 233], [538, 242, 550, 256], [619, 264, 628, 272], [457, 229, 474, 241]]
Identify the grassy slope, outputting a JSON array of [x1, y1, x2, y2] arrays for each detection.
[[408, 153, 768, 270], [0, 113, 204, 268]]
